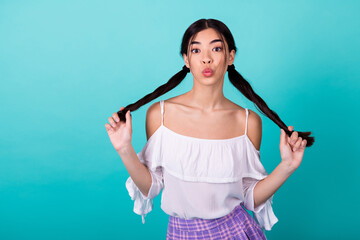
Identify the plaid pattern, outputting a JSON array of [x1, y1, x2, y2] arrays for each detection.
[[166, 203, 267, 240]]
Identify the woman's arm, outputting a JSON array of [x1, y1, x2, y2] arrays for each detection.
[[118, 101, 164, 198], [253, 162, 293, 209], [253, 125, 307, 209], [118, 146, 152, 197]]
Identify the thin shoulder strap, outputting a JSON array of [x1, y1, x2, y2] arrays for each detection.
[[160, 100, 164, 126], [245, 108, 249, 136]]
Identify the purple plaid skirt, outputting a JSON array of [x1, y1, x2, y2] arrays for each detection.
[[166, 203, 266, 240]]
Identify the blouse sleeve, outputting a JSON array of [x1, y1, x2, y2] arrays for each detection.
[[242, 149, 279, 231], [125, 151, 164, 224]]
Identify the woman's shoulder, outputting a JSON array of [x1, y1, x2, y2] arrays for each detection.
[[145, 101, 163, 141], [144, 97, 187, 141], [225, 100, 262, 151], [246, 108, 262, 151]]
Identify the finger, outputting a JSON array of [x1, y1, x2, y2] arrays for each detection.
[[293, 137, 302, 151], [287, 126, 294, 142], [108, 117, 116, 128], [105, 123, 113, 131], [301, 139, 307, 148], [290, 131, 298, 145], [113, 112, 120, 123], [125, 109, 132, 129], [280, 128, 286, 146]]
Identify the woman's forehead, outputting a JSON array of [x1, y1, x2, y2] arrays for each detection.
[[189, 28, 228, 51], [191, 28, 222, 42]]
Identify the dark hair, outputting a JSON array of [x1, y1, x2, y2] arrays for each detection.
[[117, 18, 314, 147]]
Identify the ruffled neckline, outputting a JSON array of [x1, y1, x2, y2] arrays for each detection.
[[146, 124, 259, 153], [138, 123, 263, 183]]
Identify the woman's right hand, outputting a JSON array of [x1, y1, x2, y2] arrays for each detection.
[[105, 106, 132, 152]]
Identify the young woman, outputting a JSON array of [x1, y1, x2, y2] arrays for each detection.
[[105, 19, 314, 240]]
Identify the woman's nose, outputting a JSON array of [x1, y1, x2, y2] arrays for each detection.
[[202, 50, 212, 64], [202, 55, 212, 64]]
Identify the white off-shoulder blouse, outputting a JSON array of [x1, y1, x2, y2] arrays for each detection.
[[125, 100, 278, 231]]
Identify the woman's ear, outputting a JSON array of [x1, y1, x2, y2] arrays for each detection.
[[183, 53, 190, 68], [228, 49, 235, 65]]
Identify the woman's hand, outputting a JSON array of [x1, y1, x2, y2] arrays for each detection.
[[105, 107, 132, 152], [279, 126, 307, 173]]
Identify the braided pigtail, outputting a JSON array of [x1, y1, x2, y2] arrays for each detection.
[[117, 65, 190, 122], [227, 64, 314, 147]]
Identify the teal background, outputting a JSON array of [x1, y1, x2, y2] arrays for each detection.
[[1, 0, 359, 239]]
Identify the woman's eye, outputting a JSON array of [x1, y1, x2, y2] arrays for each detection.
[[190, 47, 222, 53]]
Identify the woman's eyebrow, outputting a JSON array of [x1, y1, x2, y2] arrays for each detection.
[[190, 39, 223, 45]]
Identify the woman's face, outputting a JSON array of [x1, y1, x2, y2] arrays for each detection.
[[183, 28, 235, 84]]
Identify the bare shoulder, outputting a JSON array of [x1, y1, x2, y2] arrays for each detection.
[[145, 101, 162, 141], [246, 109, 262, 151], [145, 96, 185, 141], [218, 100, 262, 151]]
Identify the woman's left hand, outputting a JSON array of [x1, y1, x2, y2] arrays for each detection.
[[279, 126, 307, 173]]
